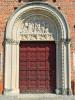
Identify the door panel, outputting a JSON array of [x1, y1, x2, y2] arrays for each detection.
[[19, 41, 56, 93]]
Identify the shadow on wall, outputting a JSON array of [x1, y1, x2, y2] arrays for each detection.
[[0, 81, 3, 94], [18, 0, 47, 3], [71, 80, 75, 95]]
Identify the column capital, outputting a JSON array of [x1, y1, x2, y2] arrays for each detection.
[[5, 38, 20, 45], [60, 38, 71, 44]]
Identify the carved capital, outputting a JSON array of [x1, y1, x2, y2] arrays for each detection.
[[60, 38, 71, 44], [5, 38, 20, 45]]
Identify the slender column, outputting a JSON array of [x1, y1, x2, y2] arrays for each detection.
[[4, 38, 20, 94], [61, 41, 67, 94], [15, 43, 20, 93], [66, 42, 72, 95], [56, 41, 62, 94], [4, 41, 12, 94], [11, 42, 20, 94]]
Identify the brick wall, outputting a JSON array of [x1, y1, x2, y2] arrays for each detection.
[[0, 0, 75, 94]]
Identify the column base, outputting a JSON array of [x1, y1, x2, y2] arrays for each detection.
[[56, 88, 72, 95], [56, 89, 61, 94], [4, 89, 19, 95], [62, 88, 67, 95], [67, 88, 73, 95], [61, 88, 73, 95]]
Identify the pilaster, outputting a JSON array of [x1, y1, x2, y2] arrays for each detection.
[[4, 39, 20, 95]]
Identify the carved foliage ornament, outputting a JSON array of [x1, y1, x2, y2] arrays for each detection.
[[20, 34, 54, 41]]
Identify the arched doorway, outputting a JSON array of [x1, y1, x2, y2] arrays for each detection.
[[4, 2, 72, 95]]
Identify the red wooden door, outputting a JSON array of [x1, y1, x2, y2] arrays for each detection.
[[19, 41, 56, 93]]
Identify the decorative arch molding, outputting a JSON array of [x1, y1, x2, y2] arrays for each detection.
[[4, 2, 72, 95]]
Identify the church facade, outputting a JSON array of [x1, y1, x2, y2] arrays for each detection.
[[0, 0, 75, 95]]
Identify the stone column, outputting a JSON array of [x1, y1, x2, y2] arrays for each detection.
[[4, 39, 20, 95], [16, 43, 20, 94], [4, 39, 12, 94], [61, 41, 68, 94], [66, 41, 72, 95], [11, 41, 20, 94], [56, 41, 62, 94]]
